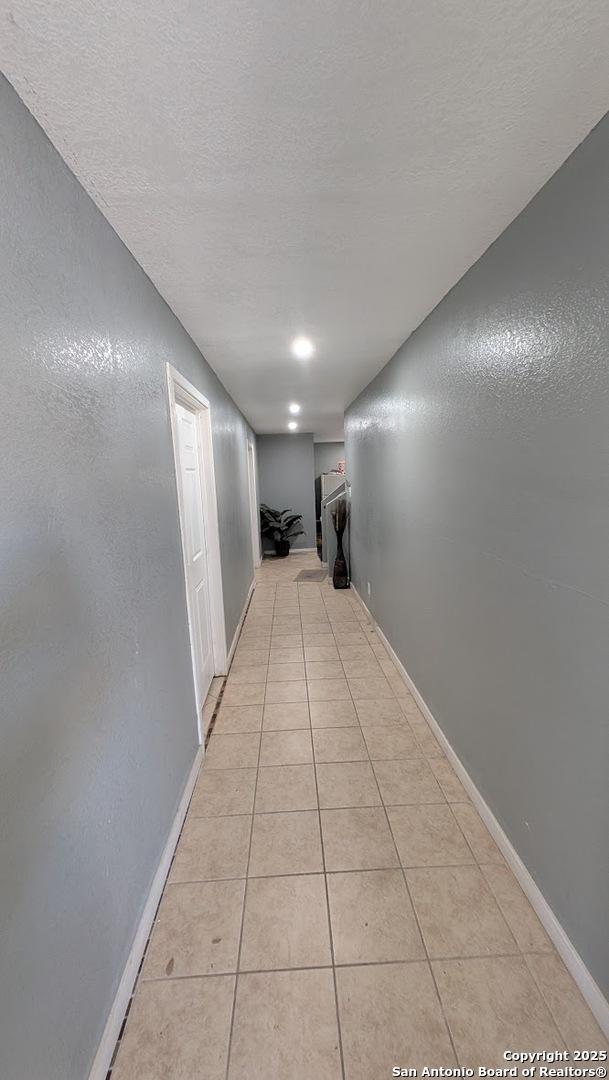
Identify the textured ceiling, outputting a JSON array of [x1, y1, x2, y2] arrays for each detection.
[[2, 1, 609, 439]]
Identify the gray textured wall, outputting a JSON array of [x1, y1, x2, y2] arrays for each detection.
[[314, 441, 345, 477], [257, 433, 316, 550], [0, 75, 255, 1080], [345, 114, 609, 998]]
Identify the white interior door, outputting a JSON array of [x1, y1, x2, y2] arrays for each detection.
[[247, 440, 261, 568], [175, 401, 215, 710]]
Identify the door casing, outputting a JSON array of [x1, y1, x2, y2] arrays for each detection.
[[166, 363, 227, 742]]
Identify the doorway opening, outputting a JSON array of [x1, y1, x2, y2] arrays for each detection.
[[166, 364, 227, 742]]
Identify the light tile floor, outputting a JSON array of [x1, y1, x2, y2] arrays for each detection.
[[111, 552, 608, 1079]]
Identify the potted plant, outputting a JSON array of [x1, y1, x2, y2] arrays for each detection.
[[260, 504, 306, 558], [331, 498, 350, 588]]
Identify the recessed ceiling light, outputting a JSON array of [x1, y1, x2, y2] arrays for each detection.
[[288, 421, 298, 431], [288, 402, 301, 415], [291, 336, 314, 360]]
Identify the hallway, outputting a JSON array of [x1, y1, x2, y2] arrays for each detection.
[[109, 554, 607, 1078], [4, 15, 609, 1072]]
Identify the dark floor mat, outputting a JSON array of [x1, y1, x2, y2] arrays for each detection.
[[296, 569, 327, 582]]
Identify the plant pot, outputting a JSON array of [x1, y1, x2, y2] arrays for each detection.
[[274, 539, 291, 558]]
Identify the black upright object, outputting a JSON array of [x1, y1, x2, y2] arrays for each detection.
[[331, 498, 350, 589]]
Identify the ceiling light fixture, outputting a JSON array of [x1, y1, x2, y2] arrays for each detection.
[[291, 336, 315, 360], [288, 421, 298, 431], [288, 402, 301, 415]]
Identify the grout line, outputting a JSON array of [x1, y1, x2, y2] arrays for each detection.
[[305, 592, 347, 1080], [139, 948, 539, 986], [224, 578, 265, 1080], [164, 858, 493, 885]]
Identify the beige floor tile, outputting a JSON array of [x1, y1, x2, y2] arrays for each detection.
[[328, 618, 360, 631], [433, 956, 564, 1067], [524, 952, 609, 1052], [212, 704, 263, 734], [170, 815, 251, 882], [370, 639, 388, 655], [271, 633, 303, 648], [273, 619, 302, 633], [226, 667, 267, 687], [205, 732, 260, 770], [321, 807, 399, 871], [348, 676, 395, 700], [267, 661, 306, 682], [306, 660, 344, 680], [142, 880, 245, 978], [341, 657, 384, 678], [400, 697, 426, 721], [304, 645, 340, 662], [112, 976, 235, 1080], [407, 714, 445, 757], [337, 643, 376, 660], [222, 683, 265, 707], [373, 758, 445, 804], [334, 631, 369, 645], [262, 701, 310, 730], [387, 679, 411, 701], [328, 869, 424, 964], [309, 698, 358, 727], [240, 874, 331, 970], [255, 764, 318, 812], [307, 677, 351, 701], [302, 632, 336, 647], [313, 726, 367, 763], [232, 650, 270, 668], [240, 626, 271, 639], [189, 768, 257, 817], [300, 620, 331, 634], [269, 647, 304, 664], [316, 761, 381, 808], [428, 757, 470, 801], [336, 962, 455, 1077], [388, 804, 474, 867], [362, 724, 420, 759], [407, 865, 518, 958], [481, 864, 552, 952], [451, 803, 504, 863], [229, 969, 341, 1080], [417, 732, 445, 758], [259, 728, 313, 766], [354, 698, 406, 725], [265, 680, 308, 703], [249, 810, 323, 876]]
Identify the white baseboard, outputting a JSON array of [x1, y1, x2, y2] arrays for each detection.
[[88, 746, 204, 1080], [225, 577, 255, 671], [350, 584, 609, 1038]]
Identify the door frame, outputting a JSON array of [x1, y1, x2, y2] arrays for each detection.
[[166, 364, 227, 741], [246, 438, 261, 569]]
